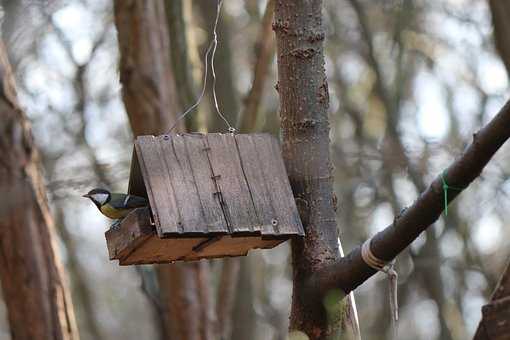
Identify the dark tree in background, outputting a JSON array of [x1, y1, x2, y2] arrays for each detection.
[[0, 40, 79, 339], [114, 1, 214, 339]]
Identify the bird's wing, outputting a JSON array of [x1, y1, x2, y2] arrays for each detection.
[[109, 193, 148, 210]]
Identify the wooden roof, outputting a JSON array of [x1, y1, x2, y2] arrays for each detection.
[[128, 133, 304, 238]]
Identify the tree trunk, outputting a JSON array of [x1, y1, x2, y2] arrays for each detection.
[[113, 1, 213, 339], [164, 0, 200, 131], [216, 258, 241, 340], [488, 0, 510, 76], [0, 40, 79, 340], [230, 257, 257, 340], [114, 0, 180, 135], [156, 263, 214, 340], [273, 1, 359, 338]]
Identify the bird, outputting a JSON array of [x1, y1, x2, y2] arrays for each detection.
[[82, 188, 148, 221]]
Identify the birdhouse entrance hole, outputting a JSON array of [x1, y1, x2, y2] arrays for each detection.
[[105, 133, 304, 265]]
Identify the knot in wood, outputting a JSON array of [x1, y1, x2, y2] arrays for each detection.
[[307, 32, 325, 43], [317, 80, 329, 104], [272, 19, 290, 33], [290, 47, 317, 59]]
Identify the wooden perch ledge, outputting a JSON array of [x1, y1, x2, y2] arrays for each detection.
[[310, 99, 510, 296]]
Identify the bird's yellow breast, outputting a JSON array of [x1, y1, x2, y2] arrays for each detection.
[[100, 204, 131, 219]]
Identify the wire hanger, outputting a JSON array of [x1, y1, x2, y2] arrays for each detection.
[[167, 0, 236, 134]]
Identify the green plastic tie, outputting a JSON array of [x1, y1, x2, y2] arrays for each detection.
[[440, 171, 463, 216]]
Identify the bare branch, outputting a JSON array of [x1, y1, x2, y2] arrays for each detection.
[[311, 100, 510, 295]]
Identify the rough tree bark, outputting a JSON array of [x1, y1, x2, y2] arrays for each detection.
[[114, 1, 214, 339], [0, 41, 79, 339], [274, 1, 360, 338], [474, 260, 510, 339], [114, 0, 180, 135]]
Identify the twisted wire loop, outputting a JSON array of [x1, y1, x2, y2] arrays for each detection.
[[167, 0, 236, 134], [361, 239, 399, 338]]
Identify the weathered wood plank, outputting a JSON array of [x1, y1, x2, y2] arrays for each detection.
[[474, 260, 510, 339], [253, 134, 304, 235], [122, 237, 206, 265], [235, 134, 277, 234], [105, 207, 154, 260], [188, 235, 285, 260], [183, 134, 229, 233], [106, 209, 289, 264], [158, 134, 206, 233], [480, 296, 510, 340], [136, 135, 181, 235], [206, 134, 261, 232]]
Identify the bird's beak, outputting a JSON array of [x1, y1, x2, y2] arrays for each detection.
[[82, 194, 90, 198]]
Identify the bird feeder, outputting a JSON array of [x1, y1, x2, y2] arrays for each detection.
[[105, 133, 304, 265]]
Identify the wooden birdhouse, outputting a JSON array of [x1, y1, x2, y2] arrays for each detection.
[[105, 133, 304, 265]]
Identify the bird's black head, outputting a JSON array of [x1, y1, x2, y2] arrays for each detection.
[[82, 188, 111, 208]]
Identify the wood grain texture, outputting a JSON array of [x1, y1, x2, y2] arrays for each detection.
[[480, 296, 510, 340], [474, 261, 510, 340], [105, 207, 154, 260], [106, 208, 288, 264], [136, 135, 181, 236], [182, 134, 228, 233], [159, 134, 206, 232], [235, 134, 277, 234], [252, 134, 304, 235], [205, 133, 260, 232], [131, 132, 303, 238], [107, 132, 305, 264]]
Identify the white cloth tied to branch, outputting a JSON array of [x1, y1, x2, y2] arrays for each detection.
[[361, 239, 398, 338]]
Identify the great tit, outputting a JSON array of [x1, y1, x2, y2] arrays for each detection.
[[82, 188, 148, 220]]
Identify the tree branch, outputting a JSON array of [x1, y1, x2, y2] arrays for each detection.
[[311, 99, 510, 295]]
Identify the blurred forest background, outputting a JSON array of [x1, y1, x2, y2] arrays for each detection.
[[0, 0, 509, 339]]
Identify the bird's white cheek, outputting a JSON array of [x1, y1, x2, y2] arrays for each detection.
[[92, 193, 109, 204]]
